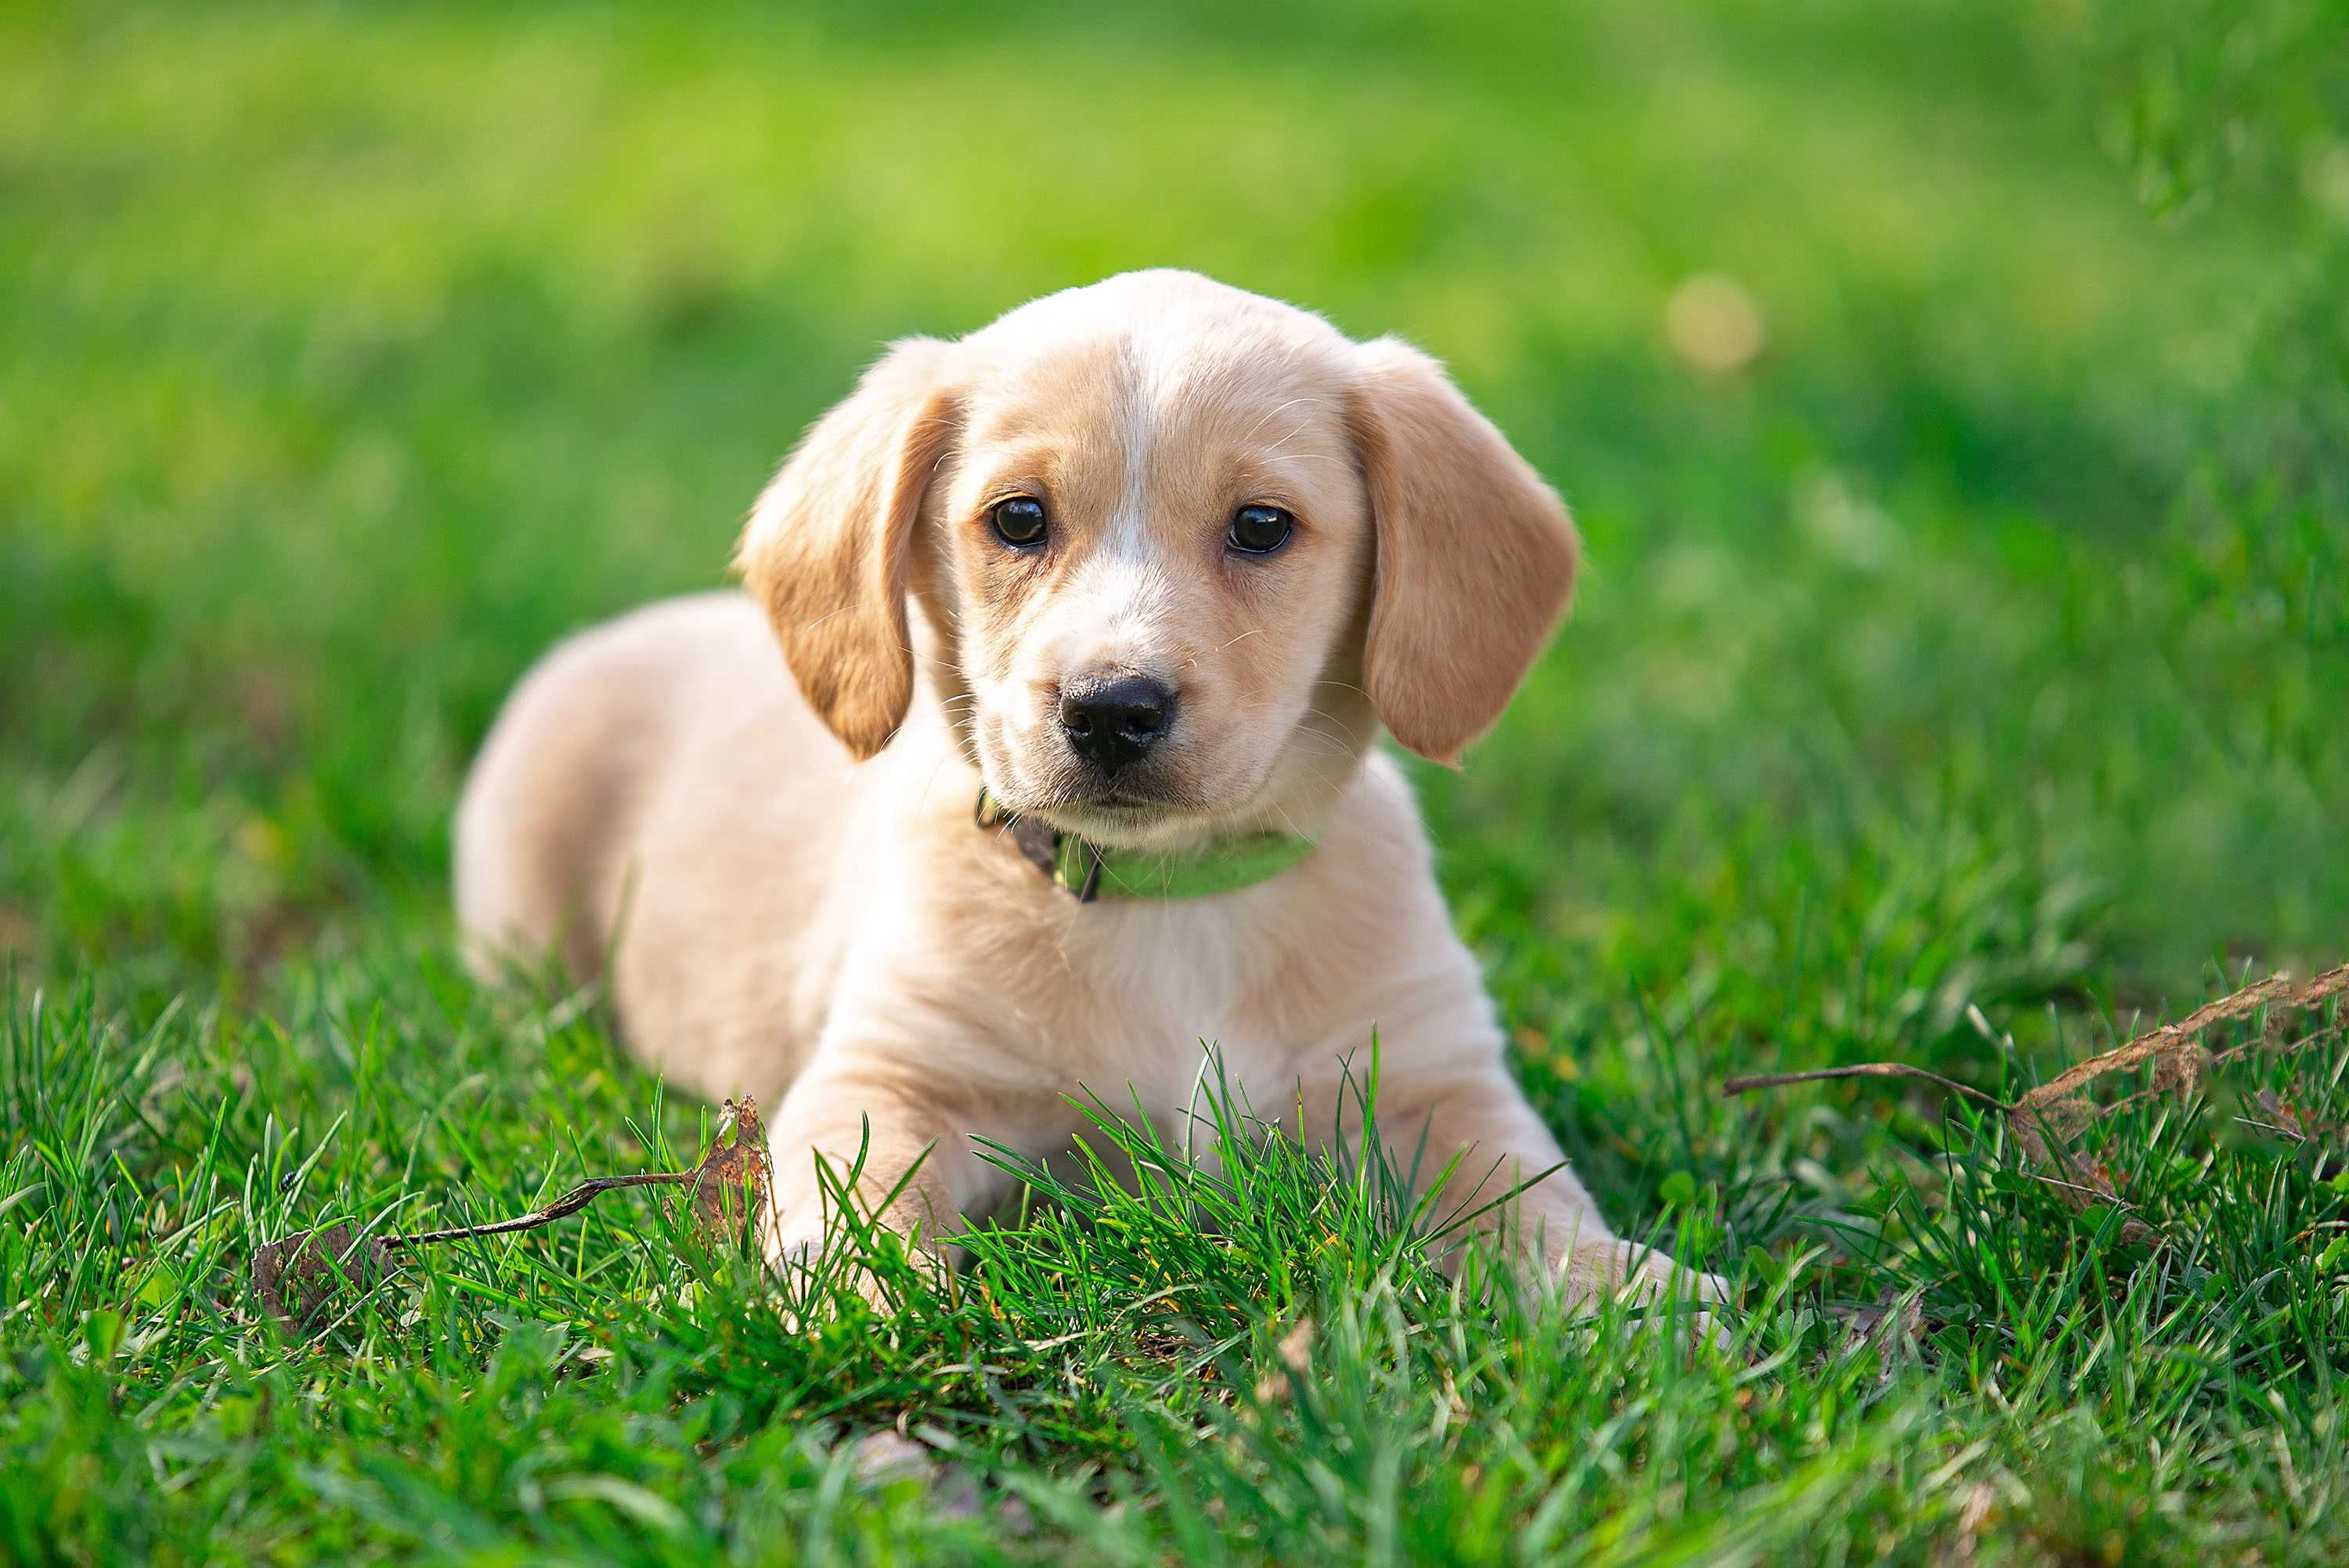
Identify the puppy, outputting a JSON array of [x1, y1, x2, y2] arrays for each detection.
[[456, 269, 1719, 1309]]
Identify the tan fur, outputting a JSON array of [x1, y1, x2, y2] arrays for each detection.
[[1348, 336, 1581, 764], [456, 270, 1719, 1311], [737, 337, 958, 761]]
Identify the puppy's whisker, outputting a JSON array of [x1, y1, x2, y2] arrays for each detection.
[[1233, 393, 1328, 446]]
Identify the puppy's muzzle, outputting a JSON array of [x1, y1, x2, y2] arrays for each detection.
[[1057, 673, 1175, 775]]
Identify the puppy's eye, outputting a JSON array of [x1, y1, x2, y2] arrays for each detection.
[[1228, 504, 1294, 556], [990, 496, 1048, 548]]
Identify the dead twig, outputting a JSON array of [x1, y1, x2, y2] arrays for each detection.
[[1723, 1062, 2011, 1108], [254, 1098, 774, 1325], [1721, 963, 2347, 1247], [388, 1171, 691, 1247]]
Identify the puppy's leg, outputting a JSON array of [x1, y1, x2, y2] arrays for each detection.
[[1362, 1069, 1728, 1312], [757, 1058, 1005, 1306]]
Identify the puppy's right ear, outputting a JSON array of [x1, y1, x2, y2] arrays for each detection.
[[736, 337, 958, 761]]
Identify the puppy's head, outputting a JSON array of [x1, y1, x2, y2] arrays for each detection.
[[738, 271, 1577, 849]]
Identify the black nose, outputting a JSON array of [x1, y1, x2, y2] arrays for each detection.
[[1058, 674, 1174, 773]]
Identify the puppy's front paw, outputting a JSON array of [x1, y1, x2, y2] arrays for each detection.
[[1556, 1240, 1732, 1343], [760, 1211, 942, 1324], [755, 1216, 824, 1332]]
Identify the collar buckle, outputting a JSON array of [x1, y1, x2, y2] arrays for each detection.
[[976, 789, 1085, 893]]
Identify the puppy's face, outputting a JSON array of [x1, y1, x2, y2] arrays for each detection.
[[933, 288, 1372, 848], [740, 271, 1580, 849]]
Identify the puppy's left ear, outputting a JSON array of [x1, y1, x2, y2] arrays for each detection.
[[736, 337, 959, 760], [1345, 336, 1580, 765]]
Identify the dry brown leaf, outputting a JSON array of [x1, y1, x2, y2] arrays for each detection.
[[688, 1098, 774, 1241], [251, 1222, 394, 1327]]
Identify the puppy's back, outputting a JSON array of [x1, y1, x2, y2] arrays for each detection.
[[453, 590, 779, 984]]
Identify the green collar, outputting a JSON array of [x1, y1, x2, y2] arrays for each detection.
[[974, 790, 1318, 903]]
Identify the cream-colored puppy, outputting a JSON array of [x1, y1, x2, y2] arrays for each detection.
[[456, 269, 1719, 1308]]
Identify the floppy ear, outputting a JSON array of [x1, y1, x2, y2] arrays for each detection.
[[735, 337, 958, 760], [1345, 336, 1580, 764]]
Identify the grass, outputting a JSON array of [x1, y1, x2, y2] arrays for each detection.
[[4, 1, 2347, 1562]]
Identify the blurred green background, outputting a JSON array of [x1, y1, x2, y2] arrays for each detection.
[[2, 0, 2344, 1022], [5, 5, 2349, 1562]]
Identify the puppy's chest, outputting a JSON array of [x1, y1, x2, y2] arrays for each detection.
[[989, 897, 1353, 1106]]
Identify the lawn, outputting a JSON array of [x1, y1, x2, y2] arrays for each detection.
[[5, 2, 2347, 1563]]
